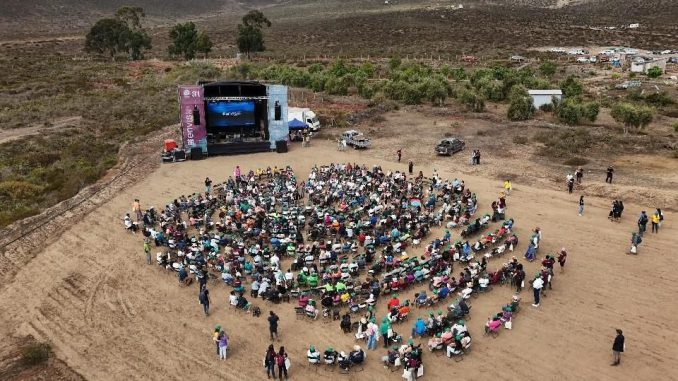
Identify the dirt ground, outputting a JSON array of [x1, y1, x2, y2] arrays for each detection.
[[1, 126, 677, 380]]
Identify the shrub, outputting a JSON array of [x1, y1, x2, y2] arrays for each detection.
[[560, 76, 583, 98], [507, 85, 535, 121], [563, 157, 589, 166], [583, 102, 600, 122], [539, 103, 553, 112], [644, 92, 674, 108], [21, 342, 51, 366], [673, 122, 678, 132], [647, 66, 663, 78], [556, 99, 583, 125], [611, 102, 654, 134], [513, 135, 528, 144], [458, 89, 486, 112], [539, 61, 557, 77]]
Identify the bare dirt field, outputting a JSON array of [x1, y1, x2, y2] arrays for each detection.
[[1, 127, 677, 380]]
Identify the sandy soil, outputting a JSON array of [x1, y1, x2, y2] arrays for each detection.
[[1, 136, 677, 381]]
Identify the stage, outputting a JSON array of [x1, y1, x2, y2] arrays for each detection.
[[178, 81, 289, 156]]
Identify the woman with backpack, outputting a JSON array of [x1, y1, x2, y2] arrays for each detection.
[[275, 346, 289, 381], [264, 345, 276, 379]]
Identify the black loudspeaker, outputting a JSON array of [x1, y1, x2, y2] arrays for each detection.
[[275, 140, 288, 153], [174, 150, 186, 161], [190, 147, 204, 160], [192, 106, 200, 125], [274, 101, 281, 121]]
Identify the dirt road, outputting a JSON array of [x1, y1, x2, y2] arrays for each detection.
[[1, 139, 676, 381]]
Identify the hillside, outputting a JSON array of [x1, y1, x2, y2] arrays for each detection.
[[0, 0, 282, 37]]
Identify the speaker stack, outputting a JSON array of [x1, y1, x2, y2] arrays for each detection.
[[275, 140, 288, 153], [190, 147, 204, 160]]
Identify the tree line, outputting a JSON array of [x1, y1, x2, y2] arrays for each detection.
[[85, 8, 271, 61]]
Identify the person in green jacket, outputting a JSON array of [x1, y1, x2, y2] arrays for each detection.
[[380, 317, 392, 348]]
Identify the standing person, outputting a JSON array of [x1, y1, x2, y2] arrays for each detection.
[[578, 195, 585, 216], [143, 237, 151, 264], [213, 325, 222, 355], [276, 346, 288, 381], [557, 248, 567, 272], [234, 165, 241, 180], [566, 173, 574, 193], [132, 198, 142, 221], [531, 274, 544, 307], [366, 318, 378, 350], [470, 150, 476, 165], [380, 317, 392, 348], [476, 149, 481, 165], [503, 179, 512, 195], [268, 311, 280, 341], [264, 345, 276, 379], [629, 232, 641, 255], [575, 167, 584, 183], [606, 165, 614, 183], [397, 149, 402, 162], [611, 329, 625, 366], [199, 284, 211, 316], [205, 177, 212, 193], [651, 210, 661, 233], [514, 265, 525, 293], [618, 200, 625, 218], [637, 211, 648, 236], [657, 208, 664, 228], [218, 330, 229, 360], [408, 160, 414, 175]]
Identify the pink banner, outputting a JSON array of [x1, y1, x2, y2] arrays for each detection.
[[178, 86, 207, 151]]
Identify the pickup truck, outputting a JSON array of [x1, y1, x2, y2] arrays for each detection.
[[435, 138, 465, 155], [341, 130, 371, 149]]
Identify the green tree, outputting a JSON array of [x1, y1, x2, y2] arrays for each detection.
[[422, 78, 449, 106], [555, 99, 583, 125], [85, 18, 131, 60], [646, 66, 663, 78], [582, 102, 600, 122], [242, 10, 272, 28], [611, 102, 654, 134], [507, 85, 535, 121], [115, 6, 145, 29], [459, 89, 485, 112], [114, 6, 151, 60], [237, 11, 271, 57], [195, 32, 213, 58], [169, 22, 199, 60], [561, 76, 584, 98], [539, 61, 557, 77]]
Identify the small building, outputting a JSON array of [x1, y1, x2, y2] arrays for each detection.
[[527, 89, 563, 109], [630, 57, 667, 74]]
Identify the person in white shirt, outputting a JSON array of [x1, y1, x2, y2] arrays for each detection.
[[270, 253, 280, 270], [229, 291, 239, 306], [479, 276, 490, 290], [532, 275, 544, 307], [258, 280, 270, 297]]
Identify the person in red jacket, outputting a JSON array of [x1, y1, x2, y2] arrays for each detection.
[[387, 294, 400, 311], [358, 232, 366, 247]]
